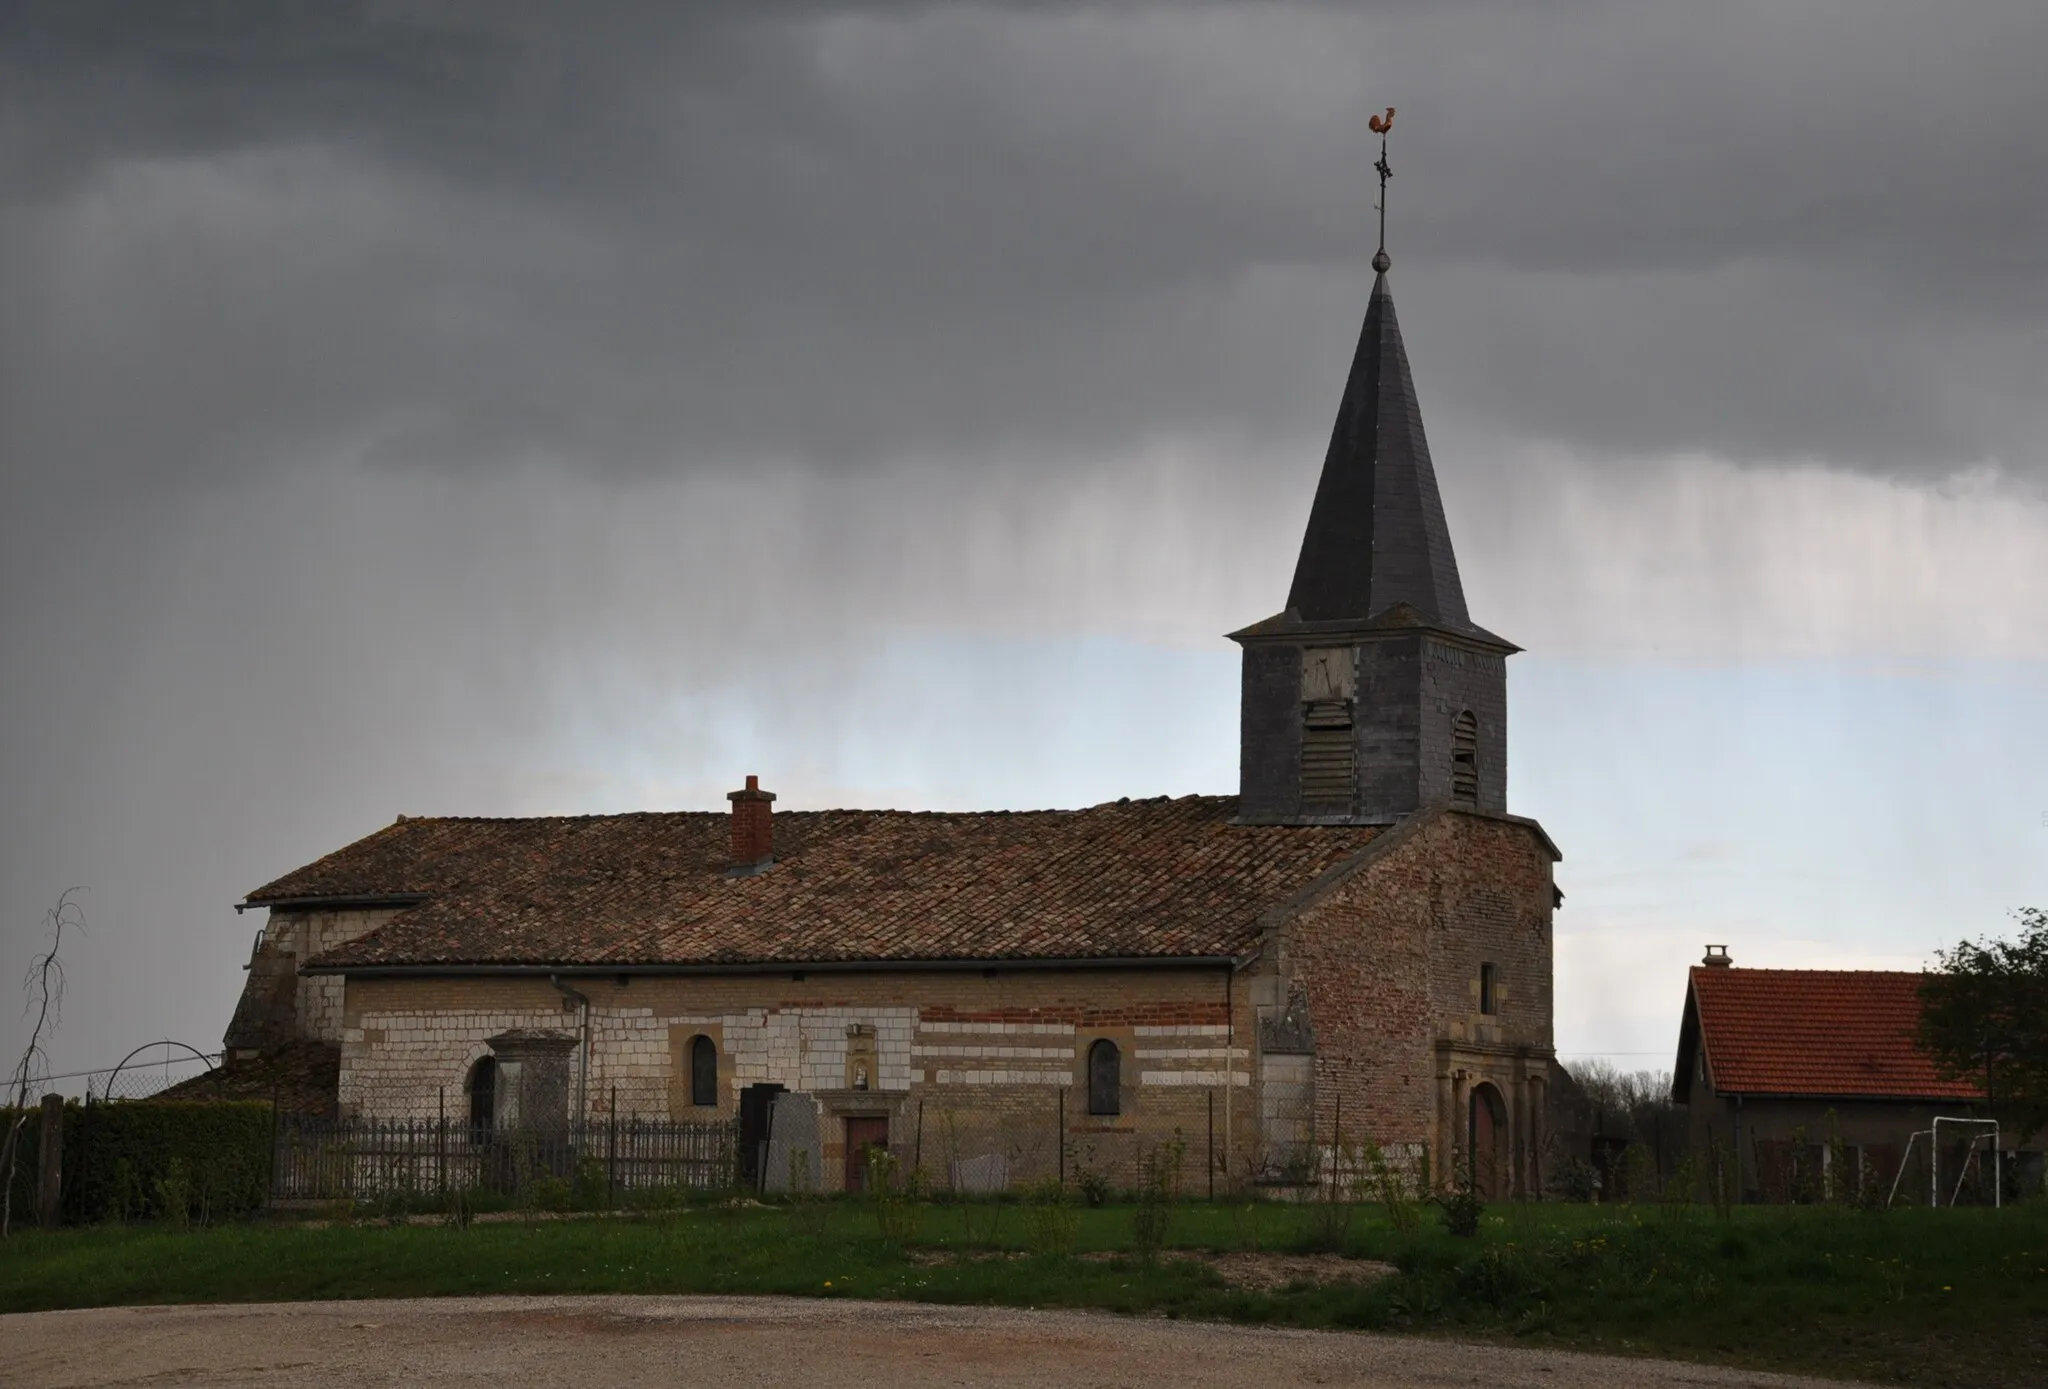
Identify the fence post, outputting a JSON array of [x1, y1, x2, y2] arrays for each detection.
[[36, 1094, 63, 1229], [438, 1088, 447, 1200], [608, 1085, 618, 1211], [1056, 1090, 1064, 1188], [1332, 1087, 1343, 1201], [1207, 1090, 1215, 1201], [268, 1085, 281, 1206]]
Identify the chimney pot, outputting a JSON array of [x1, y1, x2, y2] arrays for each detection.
[[726, 774, 776, 875], [1702, 943, 1732, 968]]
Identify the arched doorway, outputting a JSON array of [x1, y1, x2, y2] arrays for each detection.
[[1468, 1082, 1509, 1200]]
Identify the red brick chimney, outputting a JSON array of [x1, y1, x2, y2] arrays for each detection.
[[727, 774, 776, 875]]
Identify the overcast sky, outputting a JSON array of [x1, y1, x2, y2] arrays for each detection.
[[4, 1, 2046, 1084]]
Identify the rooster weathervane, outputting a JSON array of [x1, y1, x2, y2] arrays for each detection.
[[1369, 106, 1395, 272]]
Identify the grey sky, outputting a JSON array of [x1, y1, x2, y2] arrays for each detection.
[[3, 1, 2045, 1073]]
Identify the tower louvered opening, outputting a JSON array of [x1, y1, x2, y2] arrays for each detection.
[[1301, 699, 1355, 813], [1451, 710, 1479, 804]]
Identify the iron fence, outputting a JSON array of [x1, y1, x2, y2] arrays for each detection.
[[271, 1113, 740, 1202]]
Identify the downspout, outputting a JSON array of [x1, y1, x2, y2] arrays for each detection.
[[550, 975, 592, 1123]]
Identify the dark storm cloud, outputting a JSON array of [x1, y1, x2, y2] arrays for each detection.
[[4, 0, 2044, 486], [4, 1, 2048, 1074]]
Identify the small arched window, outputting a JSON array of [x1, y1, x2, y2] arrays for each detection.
[[1087, 1039, 1121, 1116], [1451, 711, 1479, 804], [689, 1035, 719, 1108], [466, 1056, 497, 1140]]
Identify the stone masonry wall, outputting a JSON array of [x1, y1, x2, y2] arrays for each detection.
[[234, 907, 404, 1048]]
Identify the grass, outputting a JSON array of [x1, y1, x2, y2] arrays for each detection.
[[4, 1199, 2045, 1387]]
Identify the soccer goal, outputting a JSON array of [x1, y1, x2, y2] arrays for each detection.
[[1886, 1117, 2001, 1208]]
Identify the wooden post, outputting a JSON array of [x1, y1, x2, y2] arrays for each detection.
[[1056, 1089, 1065, 1187], [608, 1084, 618, 1210], [1207, 1090, 1215, 1201], [36, 1094, 63, 1229], [1331, 1086, 1343, 1202], [437, 1088, 447, 1199]]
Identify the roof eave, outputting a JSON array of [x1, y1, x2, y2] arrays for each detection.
[[237, 893, 429, 915], [306, 952, 1247, 979], [1708, 1088, 1987, 1104], [1226, 610, 1520, 655]]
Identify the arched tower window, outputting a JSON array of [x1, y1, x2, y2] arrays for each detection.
[[466, 1056, 497, 1140], [1087, 1039, 1122, 1116], [689, 1035, 719, 1108], [1451, 710, 1479, 804]]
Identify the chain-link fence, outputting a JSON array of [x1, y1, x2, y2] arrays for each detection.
[[27, 1046, 222, 1103]]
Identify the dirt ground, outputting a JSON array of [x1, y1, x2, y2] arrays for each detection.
[[3, 1295, 1878, 1388]]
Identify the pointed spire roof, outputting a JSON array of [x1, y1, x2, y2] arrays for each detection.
[[1278, 263, 1499, 642]]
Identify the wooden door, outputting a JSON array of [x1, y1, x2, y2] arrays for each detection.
[[1469, 1083, 1505, 1200], [844, 1117, 890, 1192]]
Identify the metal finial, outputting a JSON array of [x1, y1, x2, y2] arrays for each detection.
[[1368, 106, 1395, 270]]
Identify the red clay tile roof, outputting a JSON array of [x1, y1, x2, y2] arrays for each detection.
[[252, 796, 1386, 971], [1681, 966, 1982, 1101]]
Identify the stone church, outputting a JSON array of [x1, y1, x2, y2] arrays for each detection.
[[219, 250, 1561, 1198]]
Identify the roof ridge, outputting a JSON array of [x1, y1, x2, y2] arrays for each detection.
[[381, 799, 1232, 826]]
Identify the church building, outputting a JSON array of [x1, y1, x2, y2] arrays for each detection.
[[219, 239, 1561, 1198]]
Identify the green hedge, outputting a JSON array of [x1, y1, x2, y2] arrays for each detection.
[[3, 1101, 273, 1226]]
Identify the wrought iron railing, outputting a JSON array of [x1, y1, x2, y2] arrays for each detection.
[[270, 1113, 739, 1202]]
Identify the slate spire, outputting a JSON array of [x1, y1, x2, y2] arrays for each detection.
[[1284, 262, 1472, 629]]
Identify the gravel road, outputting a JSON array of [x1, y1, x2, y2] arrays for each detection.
[[3, 1295, 1873, 1388]]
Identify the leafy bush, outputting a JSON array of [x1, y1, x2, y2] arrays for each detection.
[[1435, 1177, 1483, 1237], [1023, 1178, 1078, 1258], [526, 1175, 572, 1214], [572, 1156, 609, 1211], [866, 1147, 922, 1244], [4, 1100, 273, 1226], [1129, 1135, 1186, 1260]]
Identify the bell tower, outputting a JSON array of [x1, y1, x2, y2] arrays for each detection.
[[1231, 116, 1516, 825]]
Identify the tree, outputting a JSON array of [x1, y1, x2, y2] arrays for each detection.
[[2, 889, 84, 1238], [1919, 907, 2048, 1145]]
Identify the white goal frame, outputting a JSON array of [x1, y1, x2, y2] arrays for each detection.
[[1887, 1117, 2001, 1208]]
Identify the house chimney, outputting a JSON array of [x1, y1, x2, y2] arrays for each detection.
[[1701, 943, 1732, 968], [727, 774, 776, 875]]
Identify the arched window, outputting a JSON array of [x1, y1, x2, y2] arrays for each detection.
[[1087, 1039, 1121, 1116], [689, 1035, 719, 1108], [466, 1056, 497, 1140], [1451, 711, 1479, 804]]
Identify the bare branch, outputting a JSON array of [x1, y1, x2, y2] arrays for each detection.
[[2, 889, 85, 1240]]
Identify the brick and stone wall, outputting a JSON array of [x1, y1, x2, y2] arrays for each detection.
[[339, 968, 1257, 1191], [1278, 807, 1555, 1195]]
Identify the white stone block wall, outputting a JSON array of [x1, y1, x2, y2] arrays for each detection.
[[291, 909, 403, 1045], [344, 1001, 921, 1120], [341, 1005, 568, 1118]]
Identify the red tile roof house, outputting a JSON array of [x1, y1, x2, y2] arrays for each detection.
[[217, 252, 1564, 1197], [1673, 949, 1994, 1205]]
